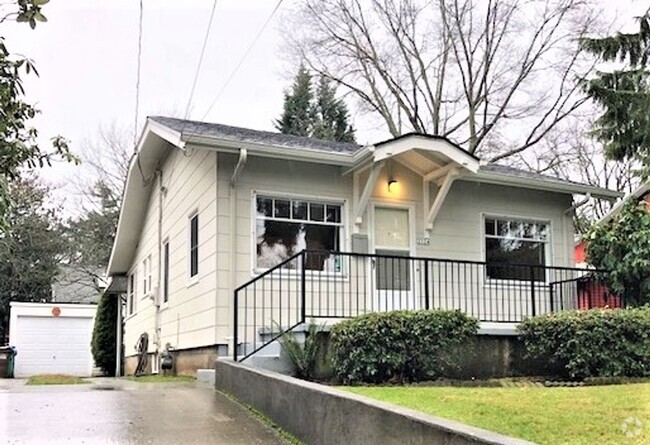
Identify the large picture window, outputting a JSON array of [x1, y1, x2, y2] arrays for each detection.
[[484, 217, 549, 281], [255, 195, 343, 271]]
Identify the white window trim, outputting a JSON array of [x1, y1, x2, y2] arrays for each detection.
[[187, 209, 199, 286], [481, 213, 553, 284], [251, 190, 348, 277], [141, 255, 153, 299], [127, 269, 137, 317]]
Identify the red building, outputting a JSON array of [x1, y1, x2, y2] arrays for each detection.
[[573, 182, 650, 309]]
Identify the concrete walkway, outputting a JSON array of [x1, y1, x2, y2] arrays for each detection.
[[0, 378, 289, 444]]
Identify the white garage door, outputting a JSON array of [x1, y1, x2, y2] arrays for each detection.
[[14, 316, 94, 377]]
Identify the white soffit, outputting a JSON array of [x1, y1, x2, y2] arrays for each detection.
[[373, 135, 480, 174]]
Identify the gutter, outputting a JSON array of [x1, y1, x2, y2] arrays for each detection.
[[182, 135, 362, 167], [466, 171, 623, 200]]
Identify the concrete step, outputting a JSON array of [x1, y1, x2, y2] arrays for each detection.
[[197, 369, 215, 385]]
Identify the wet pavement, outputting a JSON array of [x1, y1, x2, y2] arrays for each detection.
[[0, 379, 288, 444]]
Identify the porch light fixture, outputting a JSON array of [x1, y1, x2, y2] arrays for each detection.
[[387, 178, 398, 193]]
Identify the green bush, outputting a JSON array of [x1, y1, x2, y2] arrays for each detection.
[[518, 308, 650, 380], [330, 310, 478, 384], [277, 322, 322, 381], [91, 292, 117, 376]]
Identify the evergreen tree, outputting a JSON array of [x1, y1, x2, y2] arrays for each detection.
[[276, 66, 356, 142], [312, 77, 356, 143], [0, 178, 64, 342], [275, 65, 314, 137], [91, 291, 117, 376], [580, 10, 650, 175]]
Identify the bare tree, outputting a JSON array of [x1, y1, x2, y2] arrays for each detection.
[[514, 117, 639, 231], [286, 0, 603, 160], [56, 123, 133, 299], [77, 122, 132, 211]]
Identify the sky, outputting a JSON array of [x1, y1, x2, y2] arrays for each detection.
[[4, 0, 648, 216]]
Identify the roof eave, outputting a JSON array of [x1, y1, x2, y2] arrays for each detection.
[[466, 171, 624, 200], [182, 134, 362, 167]]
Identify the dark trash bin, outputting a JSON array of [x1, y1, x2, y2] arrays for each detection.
[[0, 346, 17, 378]]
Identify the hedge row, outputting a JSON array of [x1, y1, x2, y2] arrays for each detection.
[[330, 310, 478, 384], [518, 308, 650, 379]]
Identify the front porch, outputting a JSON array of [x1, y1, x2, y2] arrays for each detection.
[[233, 250, 616, 361]]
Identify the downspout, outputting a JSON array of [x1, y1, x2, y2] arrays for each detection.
[[115, 293, 123, 377], [562, 193, 590, 309], [228, 149, 247, 355]]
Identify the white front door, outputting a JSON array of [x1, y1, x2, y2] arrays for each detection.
[[372, 206, 417, 311]]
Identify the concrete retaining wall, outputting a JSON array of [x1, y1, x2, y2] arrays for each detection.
[[312, 332, 552, 380], [215, 359, 535, 445]]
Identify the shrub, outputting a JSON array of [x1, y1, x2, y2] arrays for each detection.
[[277, 322, 322, 381], [586, 200, 650, 306], [91, 292, 117, 376], [518, 308, 650, 380], [330, 310, 478, 384]]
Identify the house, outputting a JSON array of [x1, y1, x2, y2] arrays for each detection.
[[573, 182, 650, 308], [105, 116, 622, 375]]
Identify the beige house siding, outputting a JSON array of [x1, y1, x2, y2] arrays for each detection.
[[123, 148, 218, 359], [215, 153, 353, 346], [124, 147, 576, 360]]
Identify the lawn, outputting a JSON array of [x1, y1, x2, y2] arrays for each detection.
[[26, 374, 89, 385], [343, 383, 650, 445], [123, 374, 196, 383]]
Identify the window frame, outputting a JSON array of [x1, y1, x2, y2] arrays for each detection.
[[482, 214, 552, 283], [188, 210, 199, 285], [162, 239, 170, 305], [142, 255, 152, 297], [127, 270, 136, 316], [252, 191, 347, 275]]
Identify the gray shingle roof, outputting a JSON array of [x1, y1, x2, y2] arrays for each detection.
[[150, 116, 361, 154], [480, 163, 587, 187], [149, 116, 619, 195]]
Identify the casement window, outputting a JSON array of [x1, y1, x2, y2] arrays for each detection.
[[128, 273, 135, 315], [189, 213, 199, 279], [255, 195, 343, 271], [484, 217, 550, 282], [142, 255, 152, 295], [163, 241, 170, 304]]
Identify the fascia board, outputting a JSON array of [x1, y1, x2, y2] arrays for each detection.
[[183, 135, 359, 166], [466, 171, 624, 200]]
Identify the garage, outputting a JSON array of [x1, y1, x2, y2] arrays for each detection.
[[9, 302, 97, 377]]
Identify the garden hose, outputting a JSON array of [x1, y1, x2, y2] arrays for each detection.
[[134, 332, 149, 376]]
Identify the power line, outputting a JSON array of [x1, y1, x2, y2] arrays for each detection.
[[183, 0, 219, 119], [134, 0, 144, 149], [195, 0, 285, 125]]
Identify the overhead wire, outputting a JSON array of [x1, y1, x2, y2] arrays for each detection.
[[183, 0, 219, 119], [134, 0, 144, 149], [134, 0, 152, 184], [182, 0, 285, 144]]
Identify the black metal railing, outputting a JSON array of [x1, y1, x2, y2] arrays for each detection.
[[233, 250, 613, 361]]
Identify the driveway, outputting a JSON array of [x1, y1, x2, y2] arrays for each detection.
[[0, 379, 288, 444]]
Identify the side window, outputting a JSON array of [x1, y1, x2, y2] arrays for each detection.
[[163, 241, 170, 303], [189, 213, 199, 279], [128, 273, 135, 315]]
